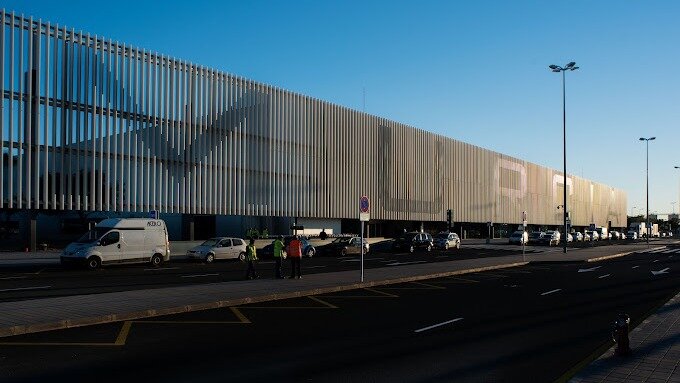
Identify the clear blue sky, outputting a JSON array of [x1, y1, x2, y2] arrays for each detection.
[[6, 0, 680, 216]]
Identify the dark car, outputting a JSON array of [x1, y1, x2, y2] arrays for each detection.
[[260, 236, 316, 258], [392, 232, 434, 253]]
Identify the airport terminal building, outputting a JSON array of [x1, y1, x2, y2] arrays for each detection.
[[0, 12, 627, 248]]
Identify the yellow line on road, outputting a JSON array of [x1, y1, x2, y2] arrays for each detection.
[[114, 321, 132, 346]]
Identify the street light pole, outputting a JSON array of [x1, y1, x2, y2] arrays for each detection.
[[549, 62, 579, 254], [640, 137, 656, 246]]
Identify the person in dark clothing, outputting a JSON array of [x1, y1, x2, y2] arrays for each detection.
[[244, 238, 259, 280]]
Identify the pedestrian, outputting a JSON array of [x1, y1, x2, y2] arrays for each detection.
[[244, 238, 259, 280], [272, 235, 285, 279], [287, 235, 302, 279]]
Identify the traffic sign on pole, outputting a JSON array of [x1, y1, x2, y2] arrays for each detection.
[[360, 196, 370, 222]]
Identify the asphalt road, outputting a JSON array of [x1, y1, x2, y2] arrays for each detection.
[[0, 248, 676, 382], [0, 244, 532, 302]]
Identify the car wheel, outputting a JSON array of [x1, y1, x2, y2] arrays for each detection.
[[409, 245, 415, 253], [87, 256, 101, 270], [340, 248, 347, 256], [150, 254, 163, 267], [238, 252, 246, 262], [205, 253, 215, 264], [307, 248, 315, 258], [456, 242, 460, 249]]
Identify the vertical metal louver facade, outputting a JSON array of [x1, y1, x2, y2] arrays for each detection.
[[0, 12, 627, 227]]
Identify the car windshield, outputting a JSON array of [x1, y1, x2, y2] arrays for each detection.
[[530, 232, 542, 238], [435, 234, 449, 239], [332, 238, 351, 244], [200, 239, 220, 247], [75, 227, 111, 244]]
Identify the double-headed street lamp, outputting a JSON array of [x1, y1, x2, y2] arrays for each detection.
[[640, 137, 656, 246], [549, 61, 579, 254]]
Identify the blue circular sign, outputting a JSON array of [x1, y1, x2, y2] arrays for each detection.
[[360, 196, 370, 213]]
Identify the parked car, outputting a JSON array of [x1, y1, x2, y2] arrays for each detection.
[[508, 230, 529, 245], [574, 232, 584, 242], [61, 218, 171, 269], [610, 231, 620, 240], [434, 232, 461, 250], [585, 230, 599, 241], [320, 236, 369, 256], [564, 233, 573, 243], [187, 237, 247, 263], [541, 231, 561, 246], [260, 236, 317, 258], [392, 232, 434, 253], [626, 231, 637, 240], [528, 231, 545, 245]]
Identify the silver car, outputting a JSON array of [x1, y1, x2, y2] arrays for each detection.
[[434, 232, 461, 250], [187, 237, 248, 263]]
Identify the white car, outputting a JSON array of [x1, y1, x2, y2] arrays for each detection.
[[574, 232, 584, 242], [187, 237, 247, 263], [626, 231, 638, 240]]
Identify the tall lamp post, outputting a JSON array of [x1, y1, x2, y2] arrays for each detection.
[[549, 62, 579, 254], [640, 137, 656, 246], [675, 166, 680, 219]]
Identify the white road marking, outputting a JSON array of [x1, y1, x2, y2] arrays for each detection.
[[653, 260, 660, 263], [386, 261, 428, 266], [144, 267, 180, 271], [578, 266, 602, 273], [337, 256, 356, 260], [632, 266, 640, 269], [305, 266, 327, 269], [181, 273, 219, 278], [541, 289, 562, 296], [0, 285, 51, 292], [414, 317, 464, 333], [651, 268, 670, 276], [598, 274, 611, 279], [341, 259, 361, 263], [435, 256, 449, 259], [0, 276, 27, 280]]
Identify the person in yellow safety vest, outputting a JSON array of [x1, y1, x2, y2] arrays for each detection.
[[244, 238, 259, 280], [287, 235, 303, 279], [273, 236, 285, 279]]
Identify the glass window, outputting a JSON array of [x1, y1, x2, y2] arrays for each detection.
[[220, 239, 232, 247], [233, 239, 244, 246], [100, 231, 120, 246]]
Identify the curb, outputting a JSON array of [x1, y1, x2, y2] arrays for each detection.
[[586, 246, 665, 263], [0, 262, 528, 338]]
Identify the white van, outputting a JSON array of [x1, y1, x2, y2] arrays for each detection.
[[61, 218, 170, 269]]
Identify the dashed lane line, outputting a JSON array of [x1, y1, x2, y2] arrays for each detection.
[[180, 273, 219, 278], [541, 289, 562, 296], [414, 317, 464, 333], [598, 274, 611, 279], [632, 266, 640, 269], [0, 276, 28, 280], [0, 285, 51, 292], [144, 267, 180, 271], [379, 281, 446, 290]]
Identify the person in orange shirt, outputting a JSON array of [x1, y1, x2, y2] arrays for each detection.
[[286, 235, 303, 279]]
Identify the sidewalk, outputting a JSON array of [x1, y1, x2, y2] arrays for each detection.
[[569, 292, 679, 383], [0, 242, 658, 338]]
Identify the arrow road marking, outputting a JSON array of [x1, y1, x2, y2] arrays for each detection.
[[541, 289, 562, 296], [651, 268, 669, 276], [598, 274, 611, 279], [414, 317, 464, 333], [578, 266, 602, 273]]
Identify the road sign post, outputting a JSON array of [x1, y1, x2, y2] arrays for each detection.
[[522, 211, 527, 262], [359, 196, 370, 282]]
